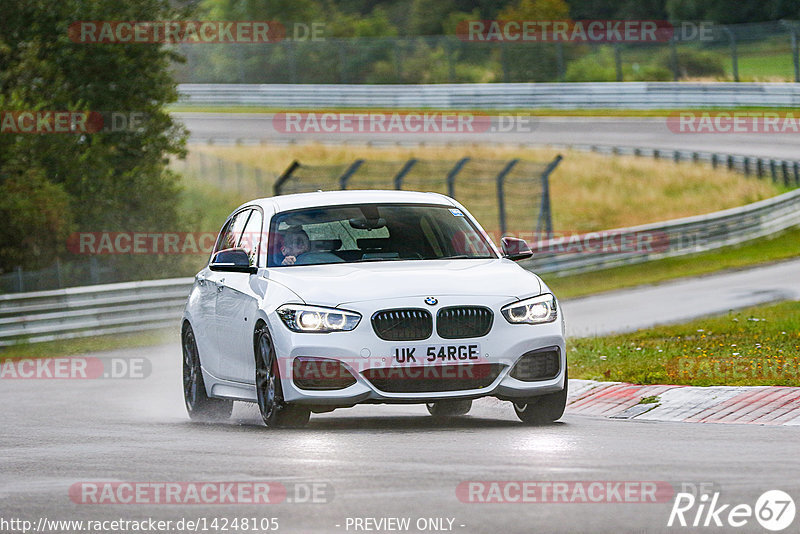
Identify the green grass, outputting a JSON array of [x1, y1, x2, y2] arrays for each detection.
[[568, 301, 800, 386], [0, 329, 175, 360], [736, 52, 796, 80], [544, 226, 800, 300], [168, 105, 800, 117]]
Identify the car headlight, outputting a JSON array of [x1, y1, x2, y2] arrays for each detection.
[[501, 294, 558, 325], [277, 304, 361, 333]]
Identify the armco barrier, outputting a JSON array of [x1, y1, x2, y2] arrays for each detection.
[[525, 187, 800, 274], [1, 189, 799, 346], [0, 278, 192, 347], [178, 82, 800, 110]]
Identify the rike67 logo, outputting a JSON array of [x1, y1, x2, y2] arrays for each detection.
[[668, 490, 795, 531]]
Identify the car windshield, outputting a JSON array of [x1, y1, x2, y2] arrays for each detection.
[[267, 203, 497, 267]]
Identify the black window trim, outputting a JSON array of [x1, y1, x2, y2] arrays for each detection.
[[209, 205, 265, 269], [266, 202, 498, 268]]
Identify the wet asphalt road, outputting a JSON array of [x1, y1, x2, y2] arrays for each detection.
[[2, 342, 799, 533], [175, 114, 800, 160]]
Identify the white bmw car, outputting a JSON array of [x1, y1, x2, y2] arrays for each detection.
[[182, 190, 567, 427]]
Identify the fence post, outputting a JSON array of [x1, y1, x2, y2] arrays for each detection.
[[794, 161, 800, 187], [393, 159, 417, 190], [782, 161, 791, 187], [495, 159, 520, 235], [727, 155, 735, 171], [613, 43, 623, 82], [770, 160, 778, 183], [500, 42, 510, 82], [670, 37, 679, 81], [781, 20, 800, 82], [255, 168, 264, 193], [711, 154, 718, 169], [723, 26, 739, 82], [556, 42, 565, 81], [757, 158, 764, 179], [16, 266, 23, 293], [286, 41, 298, 84], [446, 158, 470, 199], [236, 162, 244, 194], [89, 257, 99, 285], [536, 155, 563, 240], [55, 258, 63, 289], [744, 157, 751, 176], [273, 160, 300, 196], [339, 159, 365, 190]]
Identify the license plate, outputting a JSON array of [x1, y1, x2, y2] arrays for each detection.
[[392, 343, 482, 364]]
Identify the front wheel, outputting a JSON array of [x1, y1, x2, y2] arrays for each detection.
[[513, 370, 568, 425], [182, 325, 233, 421], [426, 399, 472, 417], [254, 324, 310, 428]]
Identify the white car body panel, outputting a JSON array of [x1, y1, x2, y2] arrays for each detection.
[[183, 190, 567, 408]]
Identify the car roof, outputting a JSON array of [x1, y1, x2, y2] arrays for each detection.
[[242, 190, 457, 214]]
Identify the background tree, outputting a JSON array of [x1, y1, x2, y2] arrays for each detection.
[[0, 0, 189, 277]]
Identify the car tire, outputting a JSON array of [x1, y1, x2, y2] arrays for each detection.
[[254, 323, 310, 428], [182, 324, 233, 421], [426, 399, 472, 417], [513, 369, 568, 425]]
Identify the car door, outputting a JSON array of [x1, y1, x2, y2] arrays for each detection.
[[201, 209, 252, 379], [215, 207, 265, 383], [189, 265, 218, 372]]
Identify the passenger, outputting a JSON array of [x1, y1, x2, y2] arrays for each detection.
[[281, 227, 310, 265]]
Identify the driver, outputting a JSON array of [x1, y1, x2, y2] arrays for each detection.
[[280, 227, 310, 265]]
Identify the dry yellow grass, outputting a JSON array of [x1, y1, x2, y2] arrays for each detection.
[[182, 143, 779, 234]]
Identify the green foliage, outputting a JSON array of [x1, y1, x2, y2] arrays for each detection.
[[0, 169, 73, 271], [656, 48, 726, 79], [0, 0, 189, 278], [569, 301, 800, 386]]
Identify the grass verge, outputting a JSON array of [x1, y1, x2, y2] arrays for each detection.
[[0, 329, 176, 360], [568, 301, 800, 386], [545, 226, 800, 300], [182, 144, 781, 234]]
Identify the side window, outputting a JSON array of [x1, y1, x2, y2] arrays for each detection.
[[214, 209, 251, 256], [239, 209, 263, 266]]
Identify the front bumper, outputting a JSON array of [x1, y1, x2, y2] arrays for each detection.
[[268, 295, 567, 405]]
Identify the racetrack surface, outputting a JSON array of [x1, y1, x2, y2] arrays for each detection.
[[562, 258, 800, 337], [3, 116, 798, 533], [2, 342, 799, 533], [176, 114, 800, 160]]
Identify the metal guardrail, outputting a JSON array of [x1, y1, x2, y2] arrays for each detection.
[[178, 82, 800, 110], [525, 187, 800, 275], [0, 278, 192, 347], [1, 187, 798, 346]]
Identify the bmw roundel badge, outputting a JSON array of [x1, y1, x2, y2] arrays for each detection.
[[424, 297, 438, 306]]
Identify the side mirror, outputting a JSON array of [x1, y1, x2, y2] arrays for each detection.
[[501, 237, 533, 261], [209, 248, 257, 274]]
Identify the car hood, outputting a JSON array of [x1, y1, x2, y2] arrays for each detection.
[[262, 259, 542, 307]]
